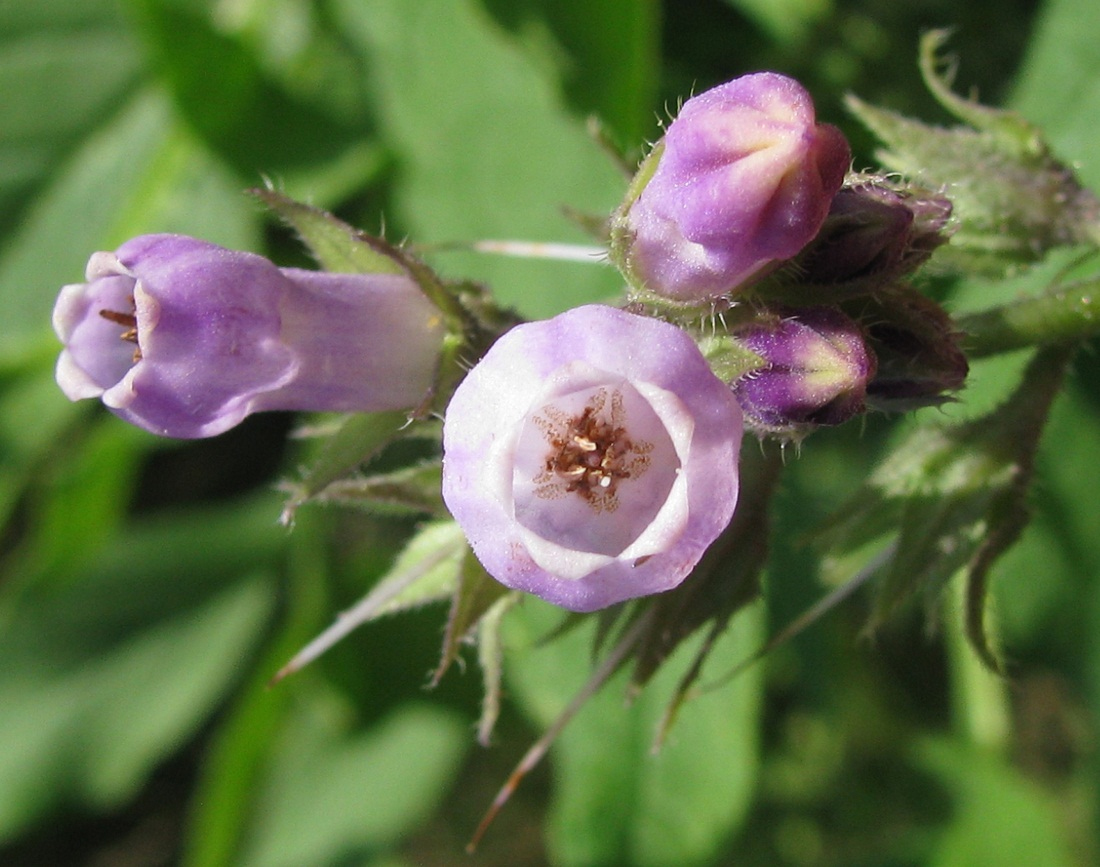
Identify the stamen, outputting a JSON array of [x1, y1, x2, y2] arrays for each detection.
[[98, 297, 141, 361], [532, 388, 654, 513]]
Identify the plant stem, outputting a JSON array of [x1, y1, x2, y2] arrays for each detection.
[[956, 277, 1100, 358]]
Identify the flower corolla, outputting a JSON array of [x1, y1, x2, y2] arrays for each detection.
[[441, 304, 743, 612], [53, 234, 446, 438]]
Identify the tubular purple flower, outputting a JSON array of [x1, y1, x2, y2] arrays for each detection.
[[613, 73, 851, 303], [441, 305, 743, 612], [53, 234, 446, 438]]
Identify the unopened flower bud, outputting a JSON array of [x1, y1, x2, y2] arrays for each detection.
[[854, 287, 969, 410], [53, 234, 446, 438], [611, 72, 851, 304], [442, 305, 743, 612], [730, 306, 874, 434], [793, 178, 953, 293]]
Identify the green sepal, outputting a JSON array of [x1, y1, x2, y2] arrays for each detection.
[[279, 410, 411, 525], [431, 550, 511, 686], [366, 520, 469, 620], [335, 520, 466, 629], [845, 32, 1100, 276], [474, 593, 520, 746], [300, 459, 446, 519], [843, 284, 968, 412], [628, 444, 781, 690], [608, 140, 664, 295], [696, 331, 767, 384], [815, 346, 1072, 669], [251, 187, 406, 276]]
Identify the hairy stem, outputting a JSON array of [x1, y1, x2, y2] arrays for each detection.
[[957, 277, 1100, 358]]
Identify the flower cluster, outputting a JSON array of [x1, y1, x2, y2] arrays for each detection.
[[51, 71, 966, 612]]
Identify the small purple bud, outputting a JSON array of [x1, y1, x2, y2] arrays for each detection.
[[612, 73, 851, 303], [441, 305, 743, 612], [731, 306, 874, 433], [794, 178, 953, 292], [53, 234, 446, 438]]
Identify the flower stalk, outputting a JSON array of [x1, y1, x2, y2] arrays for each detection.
[[955, 278, 1100, 358]]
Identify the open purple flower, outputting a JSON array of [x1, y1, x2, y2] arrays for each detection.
[[613, 73, 851, 303], [53, 234, 446, 438], [441, 305, 743, 612]]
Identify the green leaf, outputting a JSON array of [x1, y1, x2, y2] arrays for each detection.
[[0, 574, 275, 841], [505, 600, 764, 867], [332, 0, 626, 319], [722, 0, 829, 45], [818, 347, 1072, 668], [919, 740, 1075, 867], [1009, 0, 1100, 189], [237, 700, 468, 867]]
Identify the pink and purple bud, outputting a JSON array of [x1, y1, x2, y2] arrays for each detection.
[[441, 305, 743, 612], [53, 234, 446, 438], [731, 306, 874, 435], [611, 72, 851, 304]]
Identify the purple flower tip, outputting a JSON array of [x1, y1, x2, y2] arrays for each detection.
[[53, 234, 446, 438], [732, 306, 874, 432], [614, 72, 851, 303], [442, 305, 743, 612]]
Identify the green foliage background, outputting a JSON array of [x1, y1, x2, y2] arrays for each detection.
[[2, 0, 1099, 864]]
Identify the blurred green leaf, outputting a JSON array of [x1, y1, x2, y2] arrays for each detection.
[[920, 740, 1074, 867], [0, 572, 275, 842], [183, 514, 336, 867], [238, 699, 468, 867], [0, 88, 259, 360], [505, 600, 763, 867], [1010, 0, 1100, 188], [0, 356, 83, 531], [333, 0, 626, 319], [126, 0, 371, 181], [722, 0, 829, 45], [481, 0, 661, 146], [0, 1, 139, 225]]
